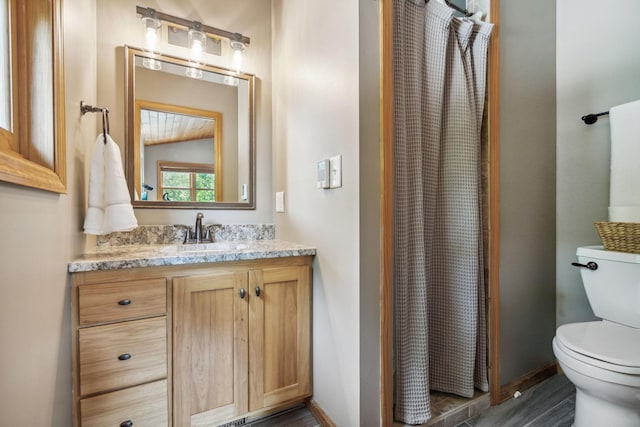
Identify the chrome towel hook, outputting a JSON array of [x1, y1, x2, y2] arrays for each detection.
[[80, 100, 110, 144]]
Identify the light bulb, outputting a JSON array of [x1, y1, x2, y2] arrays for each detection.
[[188, 27, 206, 64], [142, 58, 162, 71], [230, 39, 245, 73], [233, 49, 243, 73], [223, 76, 239, 86], [192, 39, 203, 60], [142, 16, 160, 52], [185, 66, 203, 79]]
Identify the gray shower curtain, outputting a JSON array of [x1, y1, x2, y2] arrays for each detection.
[[393, 0, 493, 424]]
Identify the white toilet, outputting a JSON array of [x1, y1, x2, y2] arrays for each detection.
[[553, 246, 640, 427]]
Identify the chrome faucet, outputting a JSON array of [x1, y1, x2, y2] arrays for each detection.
[[183, 212, 213, 244], [195, 212, 204, 242]]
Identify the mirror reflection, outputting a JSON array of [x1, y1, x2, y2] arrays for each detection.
[[125, 46, 255, 209]]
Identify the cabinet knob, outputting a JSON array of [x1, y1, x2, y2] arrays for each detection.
[[118, 353, 132, 361], [120, 420, 133, 427], [118, 299, 131, 306], [240, 288, 246, 299], [255, 286, 261, 297]]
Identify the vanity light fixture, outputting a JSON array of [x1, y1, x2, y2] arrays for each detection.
[[141, 8, 161, 53], [142, 57, 162, 71], [223, 75, 239, 86], [230, 34, 245, 73], [140, 8, 162, 70], [188, 22, 206, 63], [136, 5, 251, 71], [185, 66, 203, 80]]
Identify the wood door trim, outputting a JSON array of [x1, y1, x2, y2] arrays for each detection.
[[380, 0, 394, 425], [488, 0, 501, 405]]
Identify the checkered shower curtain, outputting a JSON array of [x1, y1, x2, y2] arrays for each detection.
[[393, 0, 493, 424]]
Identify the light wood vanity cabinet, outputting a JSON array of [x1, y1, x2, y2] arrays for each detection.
[[172, 270, 249, 425], [72, 256, 312, 427], [72, 277, 170, 427]]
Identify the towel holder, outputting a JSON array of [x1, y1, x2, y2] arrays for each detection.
[[581, 110, 609, 125], [80, 101, 110, 143]]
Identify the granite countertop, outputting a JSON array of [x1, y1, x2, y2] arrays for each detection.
[[68, 239, 317, 273]]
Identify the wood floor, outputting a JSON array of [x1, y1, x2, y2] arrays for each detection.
[[245, 373, 575, 427], [246, 404, 320, 427], [457, 374, 576, 427]]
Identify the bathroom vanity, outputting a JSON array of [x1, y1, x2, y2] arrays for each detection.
[[69, 234, 315, 427]]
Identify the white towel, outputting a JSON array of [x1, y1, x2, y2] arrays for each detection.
[[609, 206, 640, 222], [609, 99, 640, 222], [83, 134, 138, 235]]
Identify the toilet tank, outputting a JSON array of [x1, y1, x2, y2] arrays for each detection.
[[577, 246, 640, 328]]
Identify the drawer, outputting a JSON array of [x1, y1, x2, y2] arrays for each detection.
[[78, 278, 166, 325], [80, 379, 168, 427], [79, 317, 167, 396]]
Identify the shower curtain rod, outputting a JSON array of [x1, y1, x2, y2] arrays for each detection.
[[428, 0, 474, 17]]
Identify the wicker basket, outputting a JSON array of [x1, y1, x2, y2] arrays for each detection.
[[594, 221, 640, 254]]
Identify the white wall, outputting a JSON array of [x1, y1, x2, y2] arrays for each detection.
[[499, 0, 557, 384], [0, 0, 96, 425], [272, 1, 361, 425], [96, 0, 273, 226], [556, 0, 640, 326], [359, 0, 382, 424]]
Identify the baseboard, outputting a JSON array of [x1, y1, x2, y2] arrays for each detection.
[[305, 398, 337, 427], [497, 361, 558, 404]]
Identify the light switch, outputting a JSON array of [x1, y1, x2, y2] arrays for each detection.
[[329, 155, 342, 188], [317, 159, 330, 189], [275, 191, 285, 212]]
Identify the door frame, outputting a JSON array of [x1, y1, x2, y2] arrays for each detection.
[[379, 1, 501, 424]]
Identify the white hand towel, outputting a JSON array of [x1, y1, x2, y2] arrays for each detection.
[[83, 136, 106, 234], [609, 99, 640, 222], [83, 134, 138, 235]]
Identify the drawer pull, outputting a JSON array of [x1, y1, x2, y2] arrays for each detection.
[[118, 353, 132, 361], [120, 420, 133, 427], [118, 299, 132, 306]]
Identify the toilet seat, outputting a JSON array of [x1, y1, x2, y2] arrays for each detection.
[[556, 321, 640, 375]]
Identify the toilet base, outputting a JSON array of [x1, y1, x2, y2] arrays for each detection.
[[573, 388, 640, 427], [559, 361, 640, 427]]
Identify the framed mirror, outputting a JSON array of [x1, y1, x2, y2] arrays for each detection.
[[125, 46, 255, 209]]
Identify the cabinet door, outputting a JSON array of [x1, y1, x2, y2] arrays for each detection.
[[248, 266, 312, 411], [173, 271, 249, 427]]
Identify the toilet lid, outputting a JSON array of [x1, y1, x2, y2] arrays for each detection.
[[556, 321, 640, 373]]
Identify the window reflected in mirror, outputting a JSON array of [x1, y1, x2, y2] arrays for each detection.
[[135, 100, 222, 202], [157, 161, 216, 202]]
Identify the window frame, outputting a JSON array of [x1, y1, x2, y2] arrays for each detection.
[[0, 0, 66, 193]]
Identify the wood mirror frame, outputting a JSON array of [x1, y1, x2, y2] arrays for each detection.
[[125, 46, 256, 210], [0, 0, 66, 193]]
